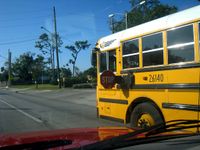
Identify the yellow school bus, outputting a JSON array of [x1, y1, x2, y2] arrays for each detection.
[[91, 5, 200, 128]]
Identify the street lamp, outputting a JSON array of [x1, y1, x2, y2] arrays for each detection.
[[108, 14, 114, 33], [108, 0, 146, 33], [133, 0, 146, 9], [41, 26, 52, 34], [140, 0, 146, 5], [109, 13, 128, 31]]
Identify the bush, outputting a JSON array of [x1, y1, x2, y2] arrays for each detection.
[[72, 83, 96, 89], [49, 79, 58, 85], [11, 79, 33, 85], [63, 76, 87, 87]]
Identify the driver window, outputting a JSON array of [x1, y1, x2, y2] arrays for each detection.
[[99, 49, 116, 72], [108, 50, 116, 72], [100, 52, 106, 72]]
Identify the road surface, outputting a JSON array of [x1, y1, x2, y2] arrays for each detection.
[[0, 88, 123, 134]]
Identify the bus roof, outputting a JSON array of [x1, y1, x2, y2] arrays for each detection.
[[97, 5, 200, 51]]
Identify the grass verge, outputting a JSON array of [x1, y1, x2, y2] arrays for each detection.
[[11, 84, 59, 90]]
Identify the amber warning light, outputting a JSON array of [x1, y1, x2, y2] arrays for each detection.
[[100, 70, 116, 89]]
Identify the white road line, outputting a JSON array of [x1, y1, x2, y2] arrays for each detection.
[[0, 99, 43, 123]]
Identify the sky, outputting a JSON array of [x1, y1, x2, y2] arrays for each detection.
[[0, 0, 199, 71]]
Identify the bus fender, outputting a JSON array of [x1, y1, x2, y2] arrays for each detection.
[[125, 97, 165, 124]]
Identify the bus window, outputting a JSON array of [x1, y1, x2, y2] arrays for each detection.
[[100, 52, 107, 72], [167, 24, 194, 64], [99, 50, 116, 72], [108, 50, 116, 72], [122, 39, 139, 69], [142, 32, 163, 66]]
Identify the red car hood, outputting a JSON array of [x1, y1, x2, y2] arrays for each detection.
[[0, 127, 134, 149], [0, 126, 193, 149]]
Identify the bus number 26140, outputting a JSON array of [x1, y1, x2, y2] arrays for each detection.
[[149, 74, 164, 82]]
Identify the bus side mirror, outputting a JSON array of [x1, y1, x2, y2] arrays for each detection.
[[91, 48, 99, 67]]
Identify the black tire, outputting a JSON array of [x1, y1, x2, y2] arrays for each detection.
[[130, 102, 164, 128]]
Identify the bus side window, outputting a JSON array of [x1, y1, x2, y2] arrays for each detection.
[[167, 24, 194, 64], [122, 39, 139, 69], [142, 32, 163, 66]]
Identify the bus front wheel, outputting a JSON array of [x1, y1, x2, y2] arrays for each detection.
[[130, 102, 164, 128]]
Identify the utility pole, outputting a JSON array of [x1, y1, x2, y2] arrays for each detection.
[[53, 6, 61, 88], [50, 33, 55, 82], [52, 35, 55, 82], [8, 49, 11, 87]]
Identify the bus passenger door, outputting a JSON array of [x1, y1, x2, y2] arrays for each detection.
[[97, 49, 119, 117]]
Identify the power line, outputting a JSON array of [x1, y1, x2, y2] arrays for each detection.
[[0, 35, 39, 42], [0, 14, 51, 22], [0, 22, 45, 29], [60, 36, 74, 43], [0, 55, 7, 60], [0, 8, 51, 16], [0, 38, 37, 46]]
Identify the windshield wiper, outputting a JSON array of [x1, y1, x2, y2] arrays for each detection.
[[0, 139, 72, 150], [77, 120, 200, 150]]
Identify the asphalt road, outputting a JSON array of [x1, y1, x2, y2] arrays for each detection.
[[0, 88, 123, 134]]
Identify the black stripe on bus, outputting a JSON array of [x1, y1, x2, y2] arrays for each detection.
[[162, 103, 200, 112], [99, 115, 124, 123], [99, 98, 128, 105], [131, 83, 200, 89], [121, 63, 200, 74]]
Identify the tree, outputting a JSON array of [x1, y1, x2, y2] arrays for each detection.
[[83, 67, 96, 78], [112, 0, 177, 32], [35, 33, 51, 56], [1, 70, 8, 83], [1, 67, 5, 72], [60, 67, 72, 78], [35, 33, 63, 72], [32, 55, 46, 83], [11, 52, 48, 85], [12, 52, 34, 82], [65, 40, 91, 77], [83, 67, 97, 82]]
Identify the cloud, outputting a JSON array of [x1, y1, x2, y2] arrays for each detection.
[[56, 13, 97, 42]]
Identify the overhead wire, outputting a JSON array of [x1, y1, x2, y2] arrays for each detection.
[[0, 8, 51, 16], [0, 38, 37, 46], [0, 21, 46, 29], [0, 55, 7, 60], [0, 8, 52, 30], [0, 14, 51, 22], [0, 7, 109, 46], [0, 35, 40, 41]]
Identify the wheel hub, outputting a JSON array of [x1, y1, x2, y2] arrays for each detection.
[[138, 113, 155, 128]]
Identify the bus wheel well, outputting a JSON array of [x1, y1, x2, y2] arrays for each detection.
[[126, 97, 165, 124]]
